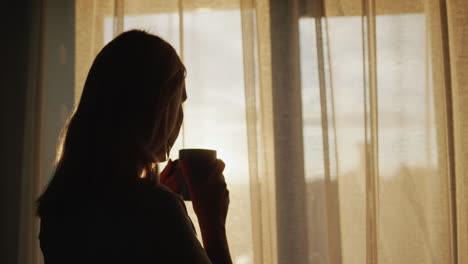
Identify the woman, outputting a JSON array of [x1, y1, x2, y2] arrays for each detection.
[[37, 30, 232, 264]]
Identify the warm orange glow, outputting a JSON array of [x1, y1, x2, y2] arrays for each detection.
[[139, 169, 147, 179]]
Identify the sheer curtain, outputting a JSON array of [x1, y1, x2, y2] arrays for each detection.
[[21, 0, 466, 263], [242, 0, 468, 264]]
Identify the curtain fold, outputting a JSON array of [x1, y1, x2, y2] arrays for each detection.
[[446, 0, 468, 262], [241, 0, 278, 263], [314, 1, 344, 263]]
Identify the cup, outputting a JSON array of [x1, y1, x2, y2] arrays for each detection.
[[177, 148, 217, 200]]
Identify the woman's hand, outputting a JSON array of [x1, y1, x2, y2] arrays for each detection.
[[159, 159, 182, 197], [180, 159, 232, 264], [180, 159, 229, 228]]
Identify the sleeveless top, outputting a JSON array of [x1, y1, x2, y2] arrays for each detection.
[[39, 183, 212, 264]]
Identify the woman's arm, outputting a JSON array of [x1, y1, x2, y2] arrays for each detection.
[[180, 160, 233, 264], [159, 159, 233, 264], [199, 222, 232, 264]]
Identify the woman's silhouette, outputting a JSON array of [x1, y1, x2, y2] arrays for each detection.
[[37, 30, 232, 264]]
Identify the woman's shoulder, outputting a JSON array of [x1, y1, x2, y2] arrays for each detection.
[[135, 182, 180, 203], [132, 182, 187, 214], [130, 183, 196, 237], [126, 184, 208, 263]]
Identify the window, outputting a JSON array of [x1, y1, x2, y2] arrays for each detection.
[[38, 1, 254, 263]]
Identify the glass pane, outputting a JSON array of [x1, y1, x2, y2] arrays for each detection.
[[179, 8, 254, 264], [375, 9, 452, 264], [324, 14, 368, 264], [300, 14, 368, 264], [301, 1, 452, 263]]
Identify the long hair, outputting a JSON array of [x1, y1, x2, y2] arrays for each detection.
[[37, 30, 186, 216]]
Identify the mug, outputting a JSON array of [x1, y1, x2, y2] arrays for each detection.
[[177, 148, 217, 200]]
